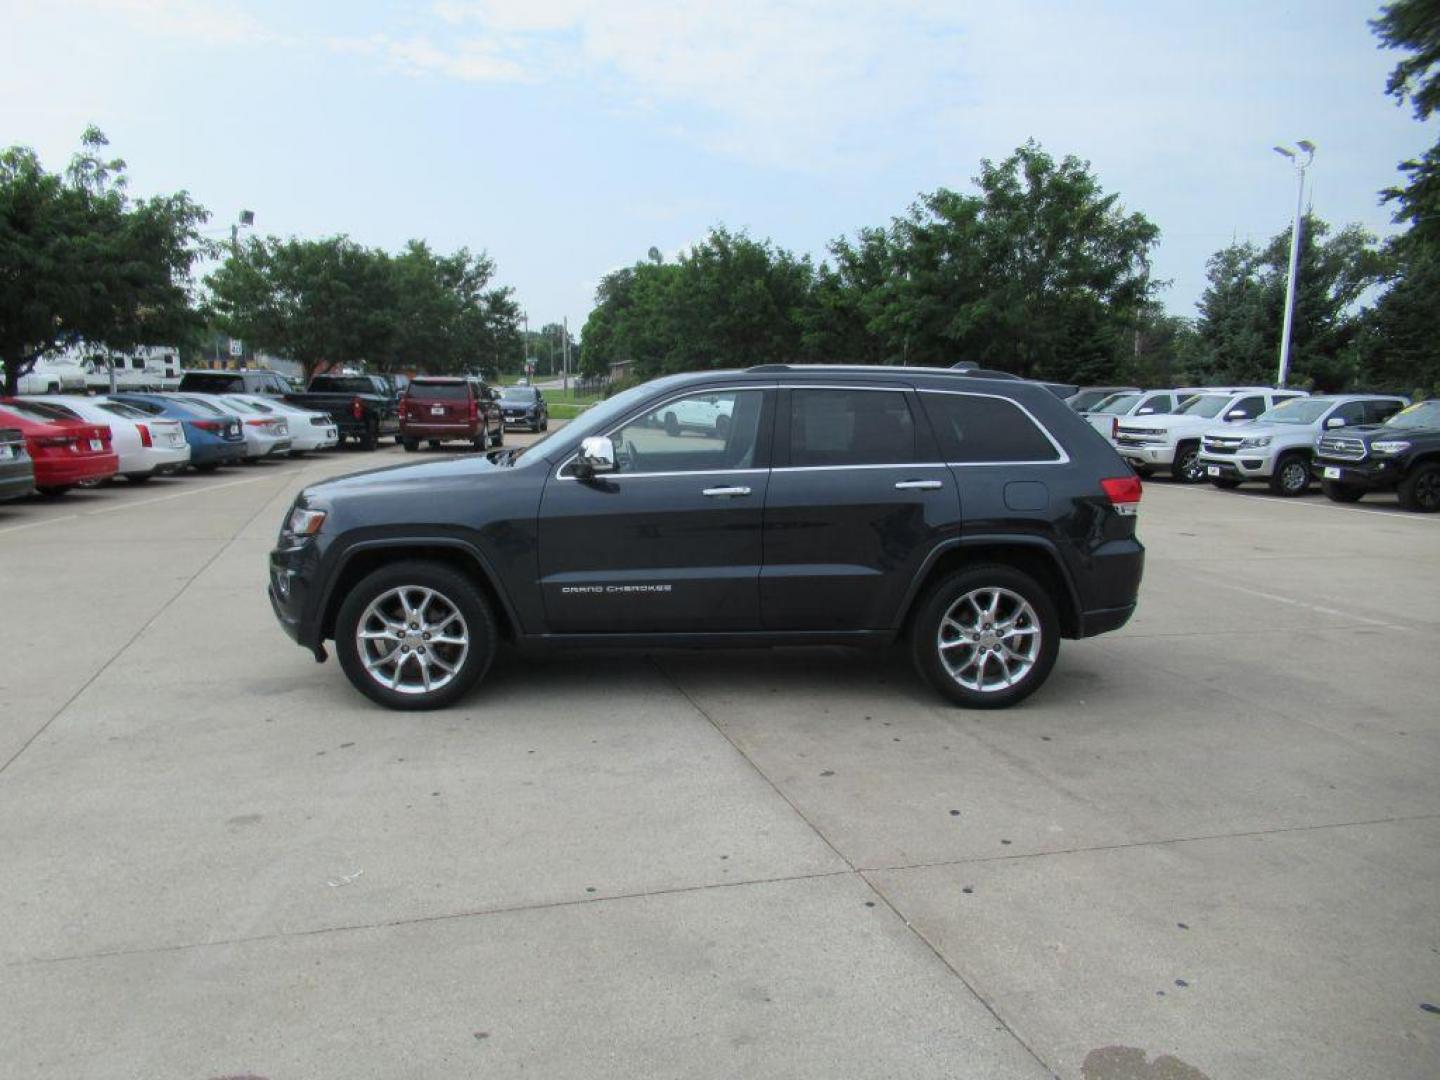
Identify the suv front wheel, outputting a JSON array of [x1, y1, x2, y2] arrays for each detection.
[[912, 565, 1060, 709], [335, 560, 497, 710]]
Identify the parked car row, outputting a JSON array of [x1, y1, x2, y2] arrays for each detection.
[[0, 391, 340, 503], [1068, 385, 1439, 512]]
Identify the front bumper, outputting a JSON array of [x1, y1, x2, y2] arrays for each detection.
[[503, 412, 540, 427], [269, 539, 324, 650], [1115, 443, 1175, 468], [1310, 457, 1398, 490], [1197, 452, 1273, 481]]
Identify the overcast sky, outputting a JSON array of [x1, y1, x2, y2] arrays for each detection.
[[2, 0, 1431, 339]]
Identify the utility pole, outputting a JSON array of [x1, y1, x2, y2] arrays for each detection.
[[1272, 142, 1314, 388], [562, 316, 570, 394]]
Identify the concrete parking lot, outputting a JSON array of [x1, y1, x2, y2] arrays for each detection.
[[1, 440, 1437, 1080]]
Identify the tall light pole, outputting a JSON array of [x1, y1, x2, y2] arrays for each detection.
[[1272, 141, 1315, 388]]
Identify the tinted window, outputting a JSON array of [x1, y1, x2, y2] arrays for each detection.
[[501, 387, 539, 402], [114, 398, 165, 416], [308, 376, 376, 394], [609, 389, 764, 473], [1328, 401, 1367, 426], [6, 400, 79, 422], [1231, 395, 1267, 419], [790, 389, 915, 467], [180, 373, 244, 392], [921, 392, 1060, 463], [96, 402, 148, 419], [1365, 399, 1405, 424], [1136, 393, 1172, 414], [408, 381, 472, 401]]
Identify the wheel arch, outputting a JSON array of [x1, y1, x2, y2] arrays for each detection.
[[318, 538, 519, 643], [897, 536, 1082, 639]]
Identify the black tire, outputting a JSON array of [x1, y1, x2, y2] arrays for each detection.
[[1133, 464, 1154, 479], [1269, 452, 1311, 497], [471, 433, 488, 450], [1321, 480, 1364, 503], [491, 426, 504, 447], [1398, 462, 1440, 513], [1171, 441, 1204, 483], [540, 416, 549, 431], [664, 411, 680, 436], [358, 420, 378, 451], [36, 486, 70, 497], [402, 438, 419, 452], [126, 473, 153, 484], [1209, 477, 1242, 490], [193, 463, 220, 473], [428, 440, 441, 449], [335, 560, 497, 711], [911, 564, 1060, 709]]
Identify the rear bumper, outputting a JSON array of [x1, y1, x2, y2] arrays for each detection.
[[190, 441, 247, 465], [400, 422, 482, 440], [33, 453, 118, 487], [1072, 538, 1143, 639], [0, 464, 35, 501]]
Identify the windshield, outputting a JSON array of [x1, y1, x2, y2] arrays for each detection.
[[308, 376, 375, 394], [1093, 393, 1140, 415], [1176, 394, 1229, 418], [1257, 398, 1332, 425], [1384, 400, 1440, 430], [501, 387, 539, 402]]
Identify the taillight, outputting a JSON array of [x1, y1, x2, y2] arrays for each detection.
[[468, 396, 478, 421], [1101, 475, 1142, 517], [137, 424, 152, 447], [245, 418, 268, 427], [351, 397, 364, 419], [192, 420, 221, 432]]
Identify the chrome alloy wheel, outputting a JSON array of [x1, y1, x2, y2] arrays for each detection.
[[356, 586, 470, 695], [1279, 458, 1308, 494], [936, 587, 1042, 693]]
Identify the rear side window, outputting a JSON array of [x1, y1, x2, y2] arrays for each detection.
[[409, 381, 472, 401], [920, 393, 1061, 463], [789, 389, 916, 466], [115, 398, 164, 416]]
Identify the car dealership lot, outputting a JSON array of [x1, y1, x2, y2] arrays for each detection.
[[1, 450, 1437, 1080]]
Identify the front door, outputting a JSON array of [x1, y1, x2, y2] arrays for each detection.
[[761, 386, 960, 630], [537, 387, 772, 633]]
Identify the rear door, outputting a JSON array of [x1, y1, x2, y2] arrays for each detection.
[[761, 385, 959, 630], [537, 387, 773, 633]]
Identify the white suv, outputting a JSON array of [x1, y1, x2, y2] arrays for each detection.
[[1197, 395, 1409, 496], [1114, 387, 1308, 482]]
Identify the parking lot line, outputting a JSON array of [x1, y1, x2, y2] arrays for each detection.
[[1165, 483, 1438, 523]]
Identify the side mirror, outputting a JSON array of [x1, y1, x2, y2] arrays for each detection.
[[574, 435, 616, 479], [1325, 416, 1345, 428], [1226, 409, 1248, 421]]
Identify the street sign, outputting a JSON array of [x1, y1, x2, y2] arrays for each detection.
[[229, 339, 243, 358]]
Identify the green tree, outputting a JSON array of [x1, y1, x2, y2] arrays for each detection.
[[1190, 216, 1387, 390], [1372, 0, 1440, 248], [824, 142, 1160, 381], [0, 128, 209, 395]]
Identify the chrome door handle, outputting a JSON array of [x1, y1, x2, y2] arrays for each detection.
[[702, 486, 752, 497], [894, 480, 943, 490]]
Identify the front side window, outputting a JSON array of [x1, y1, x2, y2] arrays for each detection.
[[1230, 395, 1267, 419], [921, 393, 1061, 463], [789, 389, 915, 467], [607, 389, 764, 474], [1328, 401, 1367, 427], [1177, 395, 1228, 418], [1137, 393, 1173, 414]]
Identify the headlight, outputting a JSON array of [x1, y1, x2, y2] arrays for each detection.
[[286, 506, 327, 537], [1238, 436, 1272, 449], [1371, 440, 1410, 455]]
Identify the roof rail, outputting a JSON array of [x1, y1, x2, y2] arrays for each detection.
[[745, 364, 793, 372]]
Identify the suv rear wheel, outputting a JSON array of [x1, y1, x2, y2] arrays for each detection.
[[335, 560, 497, 710], [911, 565, 1060, 709], [1398, 462, 1440, 513], [1269, 452, 1311, 497]]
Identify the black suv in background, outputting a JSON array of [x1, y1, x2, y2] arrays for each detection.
[[1313, 399, 1440, 512], [498, 384, 549, 431], [268, 366, 1145, 711]]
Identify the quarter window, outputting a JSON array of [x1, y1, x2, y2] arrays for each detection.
[[1365, 399, 1404, 424], [920, 393, 1060, 463], [608, 389, 764, 473], [789, 389, 916, 467]]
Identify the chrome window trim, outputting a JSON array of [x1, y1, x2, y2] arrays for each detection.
[[917, 388, 1070, 465]]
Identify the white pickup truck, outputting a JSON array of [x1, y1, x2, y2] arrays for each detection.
[[1082, 388, 1204, 441], [1197, 394, 1409, 495], [1113, 387, 1308, 482]]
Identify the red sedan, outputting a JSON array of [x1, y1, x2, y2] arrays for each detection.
[[0, 401, 119, 495]]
